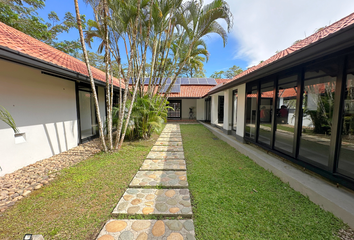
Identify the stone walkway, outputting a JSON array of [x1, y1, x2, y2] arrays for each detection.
[[96, 124, 196, 240]]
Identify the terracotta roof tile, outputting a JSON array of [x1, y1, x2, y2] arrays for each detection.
[[168, 85, 214, 98], [0, 22, 124, 88]]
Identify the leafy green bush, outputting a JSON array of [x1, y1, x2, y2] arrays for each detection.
[[112, 95, 171, 140]]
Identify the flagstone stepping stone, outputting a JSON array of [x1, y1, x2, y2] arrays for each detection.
[[160, 133, 182, 137], [154, 141, 183, 146], [112, 188, 192, 217], [151, 146, 184, 152], [130, 171, 188, 188], [157, 137, 183, 142], [147, 152, 184, 159], [140, 160, 186, 171], [162, 129, 180, 132], [97, 220, 195, 240]]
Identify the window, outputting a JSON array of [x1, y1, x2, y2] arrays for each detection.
[[78, 84, 98, 141], [232, 90, 238, 131], [298, 58, 338, 167], [274, 74, 298, 155], [245, 84, 258, 139], [259, 81, 274, 146], [167, 100, 181, 118], [337, 54, 354, 178], [205, 97, 211, 122], [218, 96, 224, 124]]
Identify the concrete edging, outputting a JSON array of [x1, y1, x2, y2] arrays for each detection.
[[200, 121, 354, 229]]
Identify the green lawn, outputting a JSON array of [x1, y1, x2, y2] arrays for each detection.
[[0, 136, 157, 240], [181, 124, 347, 240]]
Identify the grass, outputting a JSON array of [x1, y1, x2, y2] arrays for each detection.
[[180, 124, 347, 240], [0, 136, 157, 240]]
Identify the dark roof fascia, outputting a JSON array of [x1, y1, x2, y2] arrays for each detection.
[[207, 23, 354, 96], [0, 45, 123, 91]]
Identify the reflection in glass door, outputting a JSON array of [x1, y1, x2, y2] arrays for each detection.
[[259, 81, 274, 146], [274, 75, 298, 155], [337, 55, 354, 178], [298, 58, 337, 168], [79, 89, 97, 141], [245, 84, 258, 139]]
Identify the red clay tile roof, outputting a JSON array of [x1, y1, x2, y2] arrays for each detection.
[[208, 78, 232, 92], [0, 22, 124, 88], [168, 85, 215, 98], [208, 12, 354, 95]]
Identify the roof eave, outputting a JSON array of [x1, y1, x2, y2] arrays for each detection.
[[0, 45, 123, 90], [206, 23, 354, 96]]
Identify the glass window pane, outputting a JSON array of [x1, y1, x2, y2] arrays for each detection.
[[232, 90, 238, 131], [298, 59, 338, 167], [246, 85, 258, 139], [168, 101, 181, 118], [337, 55, 354, 178], [274, 75, 298, 154], [79, 90, 97, 140], [218, 96, 224, 124], [259, 81, 274, 146]]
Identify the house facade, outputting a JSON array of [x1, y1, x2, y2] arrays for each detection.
[[202, 13, 354, 191], [0, 22, 122, 176]]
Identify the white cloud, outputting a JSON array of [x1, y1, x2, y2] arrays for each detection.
[[204, 0, 354, 67]]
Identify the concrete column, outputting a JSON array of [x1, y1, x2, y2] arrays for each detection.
[[196, 99, 205, 120], [211, 94, 218, 125], [236, 84, 246, 138], [223, 89, 233, 132]]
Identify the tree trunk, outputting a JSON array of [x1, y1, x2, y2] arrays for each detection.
[[74, 0, 107, 152], [103, 0, 113, 150]]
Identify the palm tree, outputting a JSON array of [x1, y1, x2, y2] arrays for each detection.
[[74, 0, 107, 152]]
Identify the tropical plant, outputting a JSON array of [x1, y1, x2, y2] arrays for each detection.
[[74, 0, 107, 151], [111, 95, 168, 140], [0, 105, 19, 133], [74, 0, 233, 150]]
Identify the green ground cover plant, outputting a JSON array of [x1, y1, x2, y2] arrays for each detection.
[[181, 124, 348, 240], [0, 136, 157, 239]]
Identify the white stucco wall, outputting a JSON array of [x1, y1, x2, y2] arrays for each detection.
[[211, 94, 218, 125], [223, 89, 233, 131], [0, 60, 79, 176], [196, 99, 205, 120], [236, 84, 246, 138], [181, 99, 197, 119]]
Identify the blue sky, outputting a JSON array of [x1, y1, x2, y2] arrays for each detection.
[[37, 0, 354, 77]]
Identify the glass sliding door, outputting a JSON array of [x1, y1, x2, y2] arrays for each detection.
[[205, 97, 211, 122], [167, 100, 181, 119], [245, 84, 258, 139], [259, 81, 274, 146], [274, 75, 298, 155], [337, 54, 354, 178], [298, 58, 338, 168], [218, 96, 224, 124], [78, 86, 98, 141], [232, 90, 238, 131]]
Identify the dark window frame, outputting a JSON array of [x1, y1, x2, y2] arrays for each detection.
[[243, 48, 354, 190]]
